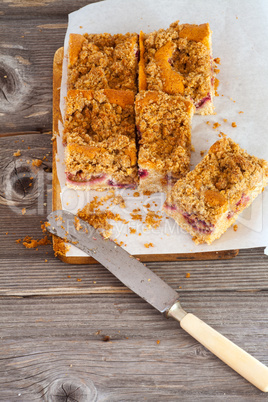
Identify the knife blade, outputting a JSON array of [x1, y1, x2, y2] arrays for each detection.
[[47, 210, 268, 392]]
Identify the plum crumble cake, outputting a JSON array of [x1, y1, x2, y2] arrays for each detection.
[[163, 137, 268, 244], [139, 21, 215, 115], [135, 91, 194, 193], [68, 32, 138, 92], [63, 89, 138, 190]]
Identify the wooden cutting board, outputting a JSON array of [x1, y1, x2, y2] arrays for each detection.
[[52, 47, 239, 264]]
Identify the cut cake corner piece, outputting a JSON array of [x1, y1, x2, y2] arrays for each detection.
[[139, 21, 215, 115], [135, 90, 194, 194], [163, 137, 268, 244], [64, 89, 138, 191], [67, 32, 138, 93]]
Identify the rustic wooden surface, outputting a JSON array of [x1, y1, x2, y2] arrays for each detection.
[[1, 1, 268, 401]]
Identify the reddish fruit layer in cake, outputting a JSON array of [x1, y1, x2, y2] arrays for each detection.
[[135, 91, 194, 193], [163, 137, 268, 244], [63, 89, 138, 190], [139, 22, 215, 115], [68, 32, 138, 93]]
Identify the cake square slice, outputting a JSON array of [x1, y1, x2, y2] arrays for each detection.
[[67, 32, 138, 93], [64, 89, 138, 190], [135, 90, 194, 193], [139, 21, 215, 115], [163, 137, 268, 244]]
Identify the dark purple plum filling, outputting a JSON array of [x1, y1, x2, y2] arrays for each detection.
[[136, 126, 142, 141], [164, 203, 177, 211], [195, 93, 211, 109], [66, 172, 106, 184], [227, 211, 234, 219], [107, 180, 136, 189], [236, 193, 250, 208], [227, 193, 250, 219], [165, 174, 178, 185], [168, 57, 174, 66], [138, 169, 148, 179], [182, 211, 214, 234]]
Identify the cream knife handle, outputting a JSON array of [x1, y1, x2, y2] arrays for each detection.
[[169, 307, 268, 392], [180, 313, 268, 392]]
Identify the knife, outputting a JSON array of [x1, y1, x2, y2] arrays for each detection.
[[47, 210, 268, 392]]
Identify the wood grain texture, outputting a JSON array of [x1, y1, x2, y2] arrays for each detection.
[[1, 1, 268, 400], [0, 18, 65, 134], [0, 293, 268, 401]]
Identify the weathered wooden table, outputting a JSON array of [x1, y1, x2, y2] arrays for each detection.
[[1, 1, 268, 400]]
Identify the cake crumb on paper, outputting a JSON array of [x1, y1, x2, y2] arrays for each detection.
[[144, 242, 154, 248]]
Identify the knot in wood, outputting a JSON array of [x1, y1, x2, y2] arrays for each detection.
[[1, 159, 40, 207], [45, 377, 97, 402], [0, 55, 29, 112]]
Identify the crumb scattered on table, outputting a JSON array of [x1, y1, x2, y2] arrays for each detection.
[[32, 159, 42, 167]]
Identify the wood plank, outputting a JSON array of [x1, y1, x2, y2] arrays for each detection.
[[1, 0, 99, 17], [0, 292, 267, 400], [0, 18, 66, 134]]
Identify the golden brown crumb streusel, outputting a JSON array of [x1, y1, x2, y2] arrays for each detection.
[[68, 32, 138, 92], [135, 90, 194, 190], [64, 89, 138, 188], [77, 195, 128, 236], [165, 137, 268, 225], [139, 21, 214, 114]]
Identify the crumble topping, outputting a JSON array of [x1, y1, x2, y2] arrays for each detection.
[[68, 32, 138, 92], [77, 196, 128, 236], [64, 89, 138, 185], [166, 137, 268, 224], [135, 91, 193, 176], [140, 21, 214, 107]]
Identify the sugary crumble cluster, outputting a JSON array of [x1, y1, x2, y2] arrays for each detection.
[[139, 22, 215, 114], [64, 89, 138, 190]]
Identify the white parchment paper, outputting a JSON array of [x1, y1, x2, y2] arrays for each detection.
[[57, 0, 268, 257]]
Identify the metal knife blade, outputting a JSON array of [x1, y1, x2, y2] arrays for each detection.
[[46, 210, 268, 392], [47, 210, 179, 313]]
